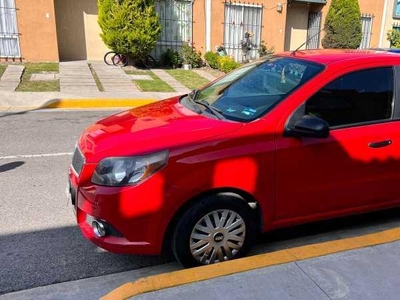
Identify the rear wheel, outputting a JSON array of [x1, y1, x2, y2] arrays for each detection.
[[172, 194, 257, 268], [104, 51, 116, 65]]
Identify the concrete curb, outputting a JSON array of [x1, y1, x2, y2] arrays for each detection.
[[42, 98, 156, 109]]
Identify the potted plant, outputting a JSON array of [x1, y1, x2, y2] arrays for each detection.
[[181, 42, 202, 69]]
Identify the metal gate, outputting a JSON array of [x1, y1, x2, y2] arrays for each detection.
[[306, 12, 322, 50], [153, 0, 193, 59], [360, 14, 373, 49], [223, 1, 263, 62], [0, 0, 20, 58]]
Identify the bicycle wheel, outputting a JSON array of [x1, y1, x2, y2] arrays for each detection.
[[143, 55, 156, 68], [112, 54, 128, 67], [104, 51, 117, 65]]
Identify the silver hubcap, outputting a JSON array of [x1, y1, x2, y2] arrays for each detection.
[[190, 209, 246, 264]]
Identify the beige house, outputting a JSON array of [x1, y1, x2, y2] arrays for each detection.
[[2, 0, 398, 62]]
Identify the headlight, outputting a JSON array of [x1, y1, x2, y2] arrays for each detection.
[[91, 151, 168, 186]]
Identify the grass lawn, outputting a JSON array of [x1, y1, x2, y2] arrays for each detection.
[[125, 70, 174, 92], [16, 63, 59, 92], [0, 64, 7, 77], [166, 69, 210, 90]]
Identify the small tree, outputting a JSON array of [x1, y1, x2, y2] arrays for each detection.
[[98, 0, 162, 59], [322, 0, 362, 49]]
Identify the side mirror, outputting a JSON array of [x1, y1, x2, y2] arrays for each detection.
[[285, 115, 330, 139]]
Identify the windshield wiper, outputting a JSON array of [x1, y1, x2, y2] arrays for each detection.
[[189, 89, 224, 120]]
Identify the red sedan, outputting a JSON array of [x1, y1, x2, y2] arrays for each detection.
[[68, 50, 400, 267]]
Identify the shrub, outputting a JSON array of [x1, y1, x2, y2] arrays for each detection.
[[181, 42, 202, 68], [160, 49, 182, 68], [322, 0, 362, 49], [387, 30, 400, 48], [204, 51, 219, 69], [98, 0, 162, 59], [217, 56, 241, 73], [258, 41, 275, 57]]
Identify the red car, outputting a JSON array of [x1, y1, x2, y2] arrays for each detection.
[[68, 50, 400, 267]]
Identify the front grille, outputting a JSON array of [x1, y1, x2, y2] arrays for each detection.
[[71, 147, 85, 175]]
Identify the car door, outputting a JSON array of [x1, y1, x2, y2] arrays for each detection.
[[274, 66, 400, 222]]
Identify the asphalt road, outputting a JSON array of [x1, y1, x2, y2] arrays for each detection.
[[1, 109, 400, 296], [0, 109, 167, 295]]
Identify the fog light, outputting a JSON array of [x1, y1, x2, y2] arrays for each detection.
[[92, 220, 106, 237]]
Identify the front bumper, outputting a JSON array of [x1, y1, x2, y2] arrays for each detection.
[[68, 164, 173, 255]]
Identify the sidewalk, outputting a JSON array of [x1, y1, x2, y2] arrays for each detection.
[[0, 61, 220, 111], [133, 241, 400, 300]]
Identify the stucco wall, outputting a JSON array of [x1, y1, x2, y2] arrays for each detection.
[[381, 0, 398, 48], [55, 0, 109, 61], [15, 0, 59, 61], [193, 0, 206, 54], [263, 1, 287, 53]]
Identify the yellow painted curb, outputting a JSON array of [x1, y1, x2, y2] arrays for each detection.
[[43, 98, 156, 109], [101, 227, 400, 300]]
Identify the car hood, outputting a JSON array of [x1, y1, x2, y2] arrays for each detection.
[[78, 97, 243, 163]]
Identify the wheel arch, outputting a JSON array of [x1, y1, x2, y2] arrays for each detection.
[[162, 187, 263, 255]]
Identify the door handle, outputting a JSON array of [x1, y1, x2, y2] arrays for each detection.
[[368, 140, 392, 148]]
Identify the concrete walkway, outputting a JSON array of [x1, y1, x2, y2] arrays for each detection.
[[90, 62, 140, 92], [59, 61, 98, 92], [131, 241, 400, 300], [0, 65, 25, 91], [193, 69, 217, 82], [152, 69, 191, 94]]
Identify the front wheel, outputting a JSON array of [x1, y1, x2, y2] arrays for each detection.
[[172, 194, 257, 268]]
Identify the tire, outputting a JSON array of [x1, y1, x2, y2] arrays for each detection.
[[172, 193, 257, 268], [112, 54, 128, 67], [143, 55, 156, 68], [104, 51, 116, 66]]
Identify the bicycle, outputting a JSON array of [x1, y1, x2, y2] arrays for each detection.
[[103, 51, 156, 68]]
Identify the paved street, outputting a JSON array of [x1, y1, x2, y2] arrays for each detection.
[[2, 109, 400, 298]]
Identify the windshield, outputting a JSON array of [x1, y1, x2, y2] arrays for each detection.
[[193, 56, 324, 122]]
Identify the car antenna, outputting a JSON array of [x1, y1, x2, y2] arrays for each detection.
[[291, 29, 325, 56]]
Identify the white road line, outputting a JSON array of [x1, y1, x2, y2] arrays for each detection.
[[0, 152, 73, 160]]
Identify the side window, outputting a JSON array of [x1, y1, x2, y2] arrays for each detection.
[[305, 68, 394, 127]]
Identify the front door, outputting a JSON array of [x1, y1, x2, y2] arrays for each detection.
[[274, 66, 400, 222]]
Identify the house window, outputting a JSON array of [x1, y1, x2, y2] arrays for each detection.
[[0, 0, 20, 58], [223, 1, 263, 62], [359, 14, 373, 49], [394, 0, 400, 19], [152, 0, 193, 59]]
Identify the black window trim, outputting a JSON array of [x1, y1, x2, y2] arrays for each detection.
[[286, 66, 397, 132]]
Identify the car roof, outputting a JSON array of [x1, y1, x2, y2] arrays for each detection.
[[277, 49, 400, 65]]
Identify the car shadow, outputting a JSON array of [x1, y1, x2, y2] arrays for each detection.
[[0, 225, 171, 296]]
